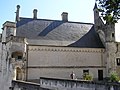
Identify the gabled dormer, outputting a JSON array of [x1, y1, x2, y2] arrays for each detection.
[[2, 21, 16, 43], [93, 3, 105, 46], [93, 3, 104, 30]]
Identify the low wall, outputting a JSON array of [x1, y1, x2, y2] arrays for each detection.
[[11, 78, 120, 90], [11, 80, 50, 90], [40, 77, 120, 90]]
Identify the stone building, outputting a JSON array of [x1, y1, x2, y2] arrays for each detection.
[[0, 4, 120, 89]]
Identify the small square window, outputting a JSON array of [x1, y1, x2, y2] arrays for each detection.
[[116, 58, 120, 66], [18, 56, 22, 59], [83, 70, 89, 75]]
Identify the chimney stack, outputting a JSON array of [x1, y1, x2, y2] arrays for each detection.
[[33, 9, 38, 19], [16, 5, 20, 22], [61, 12, 68, 22]]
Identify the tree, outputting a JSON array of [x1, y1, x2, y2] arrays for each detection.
[[96, 0, 120, 24]]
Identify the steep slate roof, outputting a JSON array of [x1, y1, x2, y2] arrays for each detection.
[[16, 17, 104, 48]]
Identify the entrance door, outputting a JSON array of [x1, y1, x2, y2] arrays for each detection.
[[16, 67, 22, 80], [98, 70, 103, 80]]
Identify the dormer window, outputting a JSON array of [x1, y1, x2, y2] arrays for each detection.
[[6, 27, 14, 37]]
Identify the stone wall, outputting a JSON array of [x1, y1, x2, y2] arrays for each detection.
[[11, 80, 50, 90], [0, 42, 14, 90], [9, 77, 120, 90], [40, 77, 120, 90], [27, 45, 105, 80]]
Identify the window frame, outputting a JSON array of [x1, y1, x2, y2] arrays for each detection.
[[83, 70, 89, 75], [17, 56, 22, 59], [116, 58, 120, 66]]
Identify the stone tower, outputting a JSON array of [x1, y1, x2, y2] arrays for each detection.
[[93, 3, 117, 77], [104, 23, 116, 77]]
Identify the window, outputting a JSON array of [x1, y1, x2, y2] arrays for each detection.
[[18, 56, 22, 59], [112, 33, 114, 38], [83, 70, 89, 75], [11, 54, 13, 58], [116, 58, 120, 66]]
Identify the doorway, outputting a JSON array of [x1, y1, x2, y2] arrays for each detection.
[[16, 67, 22, 80], [98, 70, 103, 80]]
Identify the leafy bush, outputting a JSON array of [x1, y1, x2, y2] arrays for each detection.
[[83, 74, 93, 81], [110, 72, 119, 82]]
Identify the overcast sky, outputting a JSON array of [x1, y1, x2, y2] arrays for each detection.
[[0, 0, 120, 41]]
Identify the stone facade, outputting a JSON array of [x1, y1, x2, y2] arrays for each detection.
[[27, 46, 105, 80]]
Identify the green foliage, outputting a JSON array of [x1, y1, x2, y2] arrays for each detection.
[[83, 74, 93, 81], [109, 72, 119, 82], [96, 0, 120, 24]]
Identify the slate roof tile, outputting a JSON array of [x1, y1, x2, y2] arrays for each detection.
[[16, 17, 104, 48]]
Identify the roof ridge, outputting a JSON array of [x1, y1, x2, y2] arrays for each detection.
[[19, 17, 93, 25]]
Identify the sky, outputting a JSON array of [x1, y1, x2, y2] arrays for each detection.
[[0, 0, 120, 41]]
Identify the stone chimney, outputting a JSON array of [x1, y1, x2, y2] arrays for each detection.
[[33, 9, 38, 19], [16, 5, 20, 22], [61, 12, 68, 22]]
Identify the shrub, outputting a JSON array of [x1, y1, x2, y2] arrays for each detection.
[[83, 74, 93, 81], [110, 72, 119, 82]]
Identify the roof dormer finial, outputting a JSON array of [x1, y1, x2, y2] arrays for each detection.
[[93, 2, 98, 10]]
